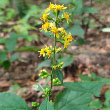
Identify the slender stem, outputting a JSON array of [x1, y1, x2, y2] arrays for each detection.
[[50, 12, 58, 92], [51, 35, 56, 89]]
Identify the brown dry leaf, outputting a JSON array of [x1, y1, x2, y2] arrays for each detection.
[[101, 85, 110, 95], [64, 77, 75, 82], [0, 81, 11, 92]]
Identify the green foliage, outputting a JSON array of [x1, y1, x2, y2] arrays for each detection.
[[60, 0, 98, 39], [39, 97, 54, 110], [55, 89, 92, 110], [104, 90, 110, 107], [36, 55, 74, 71], [53, 69, 63, 83], [0, 92, 31, 110], [89, 99, 102, 109], [62, 82, 104, 96], [35, 59, 51, 71], [0, 0, 9, 8], [57, 56, 74, 68], [96, 0, 110, 5], [67, 25, 84, 38]]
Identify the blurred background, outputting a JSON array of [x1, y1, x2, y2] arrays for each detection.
[[0, 0, 110, 107]]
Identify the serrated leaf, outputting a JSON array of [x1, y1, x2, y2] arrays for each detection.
[[35, 59, 51, 71], [55, 89, 92, 110], [39, 97, 54, 110], [67, 25, 84, 38], [62, 82, 104, 96], [0, 92, 30, 110]]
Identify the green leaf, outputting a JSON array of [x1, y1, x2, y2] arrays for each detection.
[[1, 60, 10, 70], [16, 46, 38, 52], [91, 72, 97, 80], [39, 97, 54, 110], [55, 89, 92, 110], [57, 56, 74, 68], [53, 69, 63, 83], [72, 38, 87, 45], [10, 54, 19, 62], [5, 33, 18, 52], [0, 53, 8, 62], [35, 59, 51, 71], [82, 7, 98, 13], [0, 92, 31, 110], [74, 0, 83, 8], [0, 38, 6, 44], [0, 0, 9, 8], [104, 90, 110, 107], [89, 99, 102, 109], [67, 25, 84, 38], [79, 74, 91, 81], [102, 107, 110, 110], [62, 82, 104, 96], [34, 83, 44, 92]]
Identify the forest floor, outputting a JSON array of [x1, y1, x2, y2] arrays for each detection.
[[0, 2, 110, 106]]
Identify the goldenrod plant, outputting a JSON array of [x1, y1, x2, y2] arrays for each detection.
[[38, 2, 72, 98]]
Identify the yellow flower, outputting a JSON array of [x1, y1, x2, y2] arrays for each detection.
[[40, 13, 48, 22], [41, 22, 50, 32], [51, 27, 59, 38], [64, 41, 69, 48], [49, 2, 55, 10], [45, 46, 49, 51], [46, 50, 52, 58], [64, 12, 70, 24], [64, 36, 68, 42], [38, 49, 45, 57], [55, 4, 67, 11], [49, 22, 54, 28], [44, 46, 52, 58], [68, 32, 72, 41], [58, 27, 67, 37], [51, 27, 58, 34], [53, 65, 57, 70]]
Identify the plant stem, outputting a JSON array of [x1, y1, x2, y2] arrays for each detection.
[[50, 12, 58, 92]]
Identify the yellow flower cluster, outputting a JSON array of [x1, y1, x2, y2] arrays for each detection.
[[39, 3, 73, 58], [38, 46, 52, 58], [64, 32, 72, 48], [45, 3, 67, 13]]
